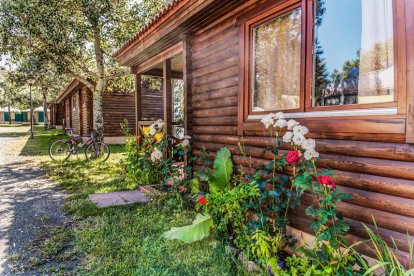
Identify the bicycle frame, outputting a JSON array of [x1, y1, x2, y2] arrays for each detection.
[[65, 135, 96, 154]]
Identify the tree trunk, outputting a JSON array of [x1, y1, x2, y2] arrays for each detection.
[[43, 91, 48, 130], [8, 105, 11, 124], [92, 25, 106, 137], [92, 80, 105, 135]]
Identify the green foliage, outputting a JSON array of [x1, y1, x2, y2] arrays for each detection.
[[162, 213, 214, 243], [351, 222, 414, 276], [249, 229, 281, 261], [188, 178, 200, 195], [200, 146, 234, 194], [269, 254, 323, 276], [121, 120, 175, 186], [203, 182, 260, 236]]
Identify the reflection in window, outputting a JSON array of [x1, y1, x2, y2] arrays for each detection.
[[173, 79, 184, 137], [312, 0, 394, 107], [252, 8, 302, 112]]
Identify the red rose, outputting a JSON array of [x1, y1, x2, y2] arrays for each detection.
[[286, 151, 301, 165], [317, 175, 336, 189], [198, 195, 206, 205]]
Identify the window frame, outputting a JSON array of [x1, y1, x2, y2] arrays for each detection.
[[248, 1, 305, 114], [237, 0, 406, 134]]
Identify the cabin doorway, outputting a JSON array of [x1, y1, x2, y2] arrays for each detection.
[[135, 50, 187, 142]]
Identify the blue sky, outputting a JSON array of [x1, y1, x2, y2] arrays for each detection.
[[316, 0, 362, 73]]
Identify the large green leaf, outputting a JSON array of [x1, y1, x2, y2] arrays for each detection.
[[209, 147, 233, 194], [162, 214, 213, 243], [188, 178, 200, 195]]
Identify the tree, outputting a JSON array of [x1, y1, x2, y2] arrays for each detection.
[[313, 39, 329, 106], [13, 54, 67, 129], [0, 72, 30, 124], [0, 0, 169, 133]]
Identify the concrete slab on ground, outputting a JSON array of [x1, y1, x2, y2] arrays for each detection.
[[89, 190, 149, 208]]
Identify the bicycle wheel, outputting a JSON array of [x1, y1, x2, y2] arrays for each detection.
[[49, 139, 71, 161], [85, 142, 110, 162]]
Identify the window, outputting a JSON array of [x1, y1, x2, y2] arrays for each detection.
[[72, 96, 77, 111], [312, 0, 394, 108], [252, 7, 302, 112], [239, 0, 399, 123]]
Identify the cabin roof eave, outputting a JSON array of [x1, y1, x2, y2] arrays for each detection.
[[55, 79, 84, 104], [114, 0, 249, 68]]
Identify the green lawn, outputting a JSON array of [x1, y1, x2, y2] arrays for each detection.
[[20, 126, 67, 156], [11, 126, 238, 275]]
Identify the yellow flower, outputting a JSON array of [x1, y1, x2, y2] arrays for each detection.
[[143, 127, 150, 135], [155, 132, 163, 142]]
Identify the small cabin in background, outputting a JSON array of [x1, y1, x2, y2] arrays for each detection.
[[0, 107, 20, 124], [49, 79, 137, 144], [114, 0, 414, 264]]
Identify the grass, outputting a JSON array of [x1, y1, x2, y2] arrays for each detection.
[[2, 125, 237, 275], [20, 126, 67, 156], [42, 159, 237, 275]]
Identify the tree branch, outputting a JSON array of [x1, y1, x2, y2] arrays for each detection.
[[67, 71, 95, 91]]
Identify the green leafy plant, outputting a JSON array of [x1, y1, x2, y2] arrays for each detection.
[[196, 146, 233, 194], [162, 147, 236, 243], [121, 119, 181, 187], [162, 213, 213, 243], [351, 222, 414, 276], [203, 181, 260, 244], [268, 254, 323, 276]]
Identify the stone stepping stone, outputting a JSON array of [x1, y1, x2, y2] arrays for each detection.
[[89, 190, 149, 208]]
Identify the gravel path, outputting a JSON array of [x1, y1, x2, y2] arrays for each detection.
[[0, 127, 67, 275]]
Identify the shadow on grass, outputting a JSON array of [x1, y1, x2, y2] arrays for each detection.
[[19, 127, 67, 157]]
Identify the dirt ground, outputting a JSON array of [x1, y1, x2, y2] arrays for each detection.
[[0, 126, 68, 275]]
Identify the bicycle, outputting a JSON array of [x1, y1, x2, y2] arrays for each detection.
[[48, 128, 110, 162]]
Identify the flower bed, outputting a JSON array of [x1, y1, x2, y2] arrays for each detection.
[[121, 115, 412, 274], [157, 112, 413, 275]]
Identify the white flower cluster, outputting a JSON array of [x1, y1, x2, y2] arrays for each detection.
[[178, 133, 192, 148], [149, 119, 165, 135], [150, 147, 163, 163], [261, 112, 319, 161]]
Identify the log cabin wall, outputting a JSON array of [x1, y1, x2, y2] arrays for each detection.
[[102, 92, 136, 137], [80, 87, 93, 135], [70, 93, 81, 134], [141, 79, 163, 120], [189, 5, 414, 263], [64, 99, 71, 129], [56, 104, 63, 125]]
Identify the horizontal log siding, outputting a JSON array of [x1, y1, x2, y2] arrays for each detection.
[[141, 80, 163, 120], [103, 92, 136, 137], [190, 14, 414, 260], [70, 95, 81, 134], [80, 87, 92, 135]]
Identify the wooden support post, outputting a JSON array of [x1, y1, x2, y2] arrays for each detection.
[[163, 58, 173, 138], [183, 34, 193, 136], [405, 0, 414, 143], [135, 74, 142, 137]]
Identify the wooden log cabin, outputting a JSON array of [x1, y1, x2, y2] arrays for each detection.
[[51, 79, 139, 143], [114, 0, 414, 263]]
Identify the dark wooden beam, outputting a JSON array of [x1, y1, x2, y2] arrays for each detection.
[[129, 42, 183, 73], [135, 74, 142, 137], [405, 0, 414, 143], [163, 58, 173, 139], [143, 68, 183, 79], [183, 33, 193, 136]]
